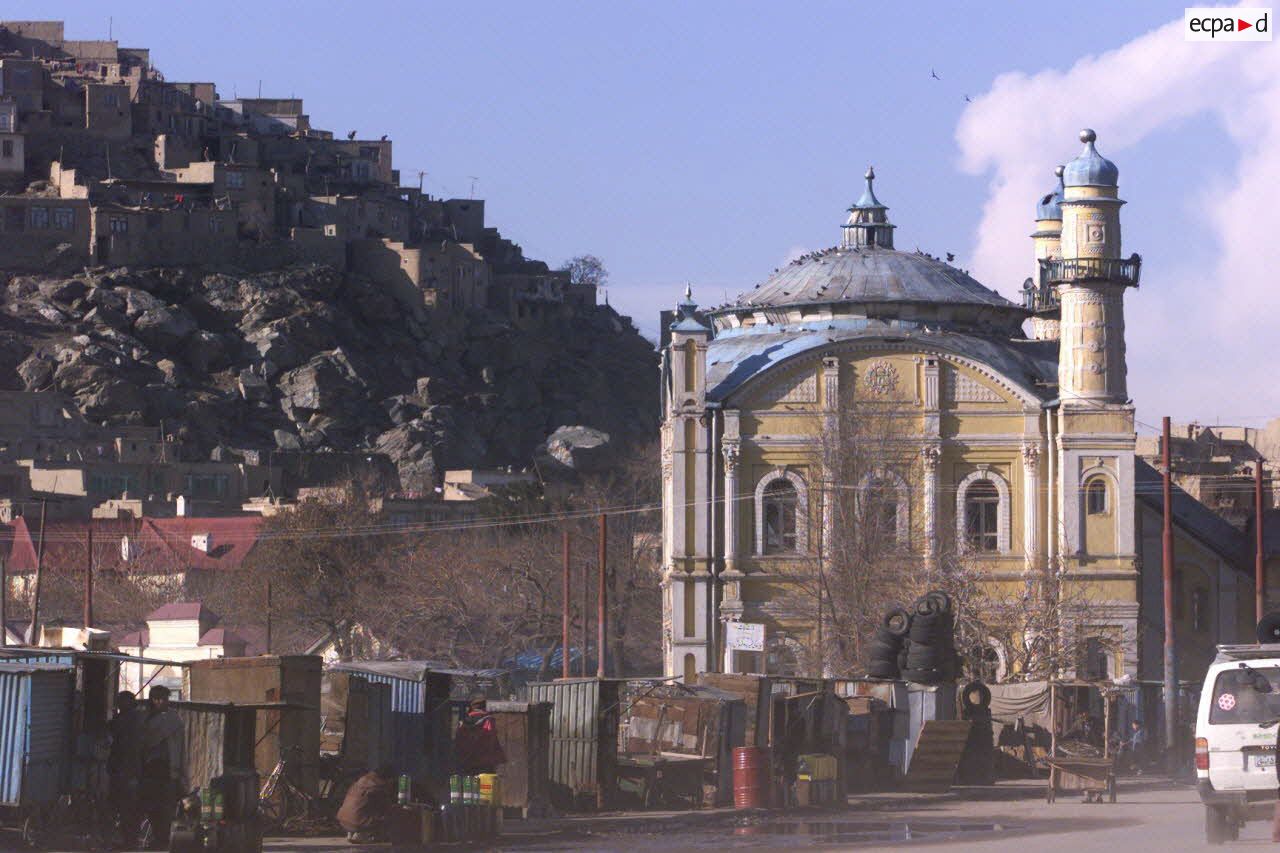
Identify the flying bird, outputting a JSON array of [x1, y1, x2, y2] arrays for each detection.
[[931, 69, 941, 80], [964, 95, 972, 103]]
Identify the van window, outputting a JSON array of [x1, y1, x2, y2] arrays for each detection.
[[1209, 667, 1280, 724]]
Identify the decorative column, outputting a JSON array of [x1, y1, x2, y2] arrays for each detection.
[[1021, 441, 1041, 575], [920, 444, 941, 570], [722, 441, 741, 575]]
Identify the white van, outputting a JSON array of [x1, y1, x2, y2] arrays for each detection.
[[1195, 644, 1280, 844]]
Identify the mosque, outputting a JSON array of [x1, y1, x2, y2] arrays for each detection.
[[659, 130, 1252, 684]]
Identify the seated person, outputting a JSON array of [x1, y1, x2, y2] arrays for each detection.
[[336, 765, 396, 843]]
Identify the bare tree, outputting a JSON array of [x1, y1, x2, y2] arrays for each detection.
[[559, 255, 608, 289]]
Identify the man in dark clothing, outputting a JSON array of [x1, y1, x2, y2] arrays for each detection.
[[454, 695, 506, 774], [336, 765, 396, 843], [139, 686, 184, 850], [108, 691, 143, 847]]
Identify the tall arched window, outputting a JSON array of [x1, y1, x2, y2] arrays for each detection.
[[762, 480, 798, 554], [965, 481, 1000, 552], [1086, 478, 1109, 515], [755, 469, 809, 554]]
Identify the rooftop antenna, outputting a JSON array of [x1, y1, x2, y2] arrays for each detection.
[[467, 176, 479, 198], [417, 170, 427, 193], [108, 17, 113, 40], [257, 80, 262, 98]]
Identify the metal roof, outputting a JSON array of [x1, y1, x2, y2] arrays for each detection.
[[703, 323, 1058, 404], [1135, 459, 1250, 570], [718, 247, 1022, 315], [1063, 129, 1118, 188]]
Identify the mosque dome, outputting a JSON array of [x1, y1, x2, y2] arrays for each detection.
[[711, 169, 1027, 336], [1062, 129, 1118, 188], [1035, 166, 1065, 221]]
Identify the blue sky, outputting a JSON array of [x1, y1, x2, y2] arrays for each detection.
[[16, 2, 1275, 428]]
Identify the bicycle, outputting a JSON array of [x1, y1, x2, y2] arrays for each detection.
[[257, 746, 319, 834]]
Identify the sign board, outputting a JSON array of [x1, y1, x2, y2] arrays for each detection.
[[726, 621, 766, 652]]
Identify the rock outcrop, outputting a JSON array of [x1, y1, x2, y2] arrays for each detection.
[[1, 265, 659, 489]]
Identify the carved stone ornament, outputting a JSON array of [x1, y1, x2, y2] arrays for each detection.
[[1021, 442, 1040, 468], [920, 444, 942, 470], [863, 360, 899, 396], [722, 442, 741, 473]]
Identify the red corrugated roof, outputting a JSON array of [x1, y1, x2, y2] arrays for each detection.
[[0, 515, 262, 574], [147, 602, 209, 621]]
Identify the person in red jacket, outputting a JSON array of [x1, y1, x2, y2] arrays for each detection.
[[453, 694, 506, 774]]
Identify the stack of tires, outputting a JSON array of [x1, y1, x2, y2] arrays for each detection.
[[900, 592, 954, 684], [866, 608, 911, 678]]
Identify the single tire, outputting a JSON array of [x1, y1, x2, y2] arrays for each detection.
[[927, 591, 952, 613], [883, 608, 912, 637], [914, 596, 940, 617], [900, 667, 940, 683], [874, 626, 904, 647], [962, 681, 992, 711], [1257, 611, 1280, 644], [910, 616, 938, 644], [867, 638, 900, 659], [907, 648, 940, 668], [867, 660, 898, 679], [1205, 804, 1228, 845]]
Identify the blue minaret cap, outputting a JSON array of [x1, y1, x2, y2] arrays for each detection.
[[1035, 165, 1065, 220], [671, 284, 710, 332], [1062, 128, 1118, 188], [852, 166, 886, 210]]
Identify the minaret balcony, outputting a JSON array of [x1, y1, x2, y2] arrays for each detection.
[[1041, 254, 1142, 288]]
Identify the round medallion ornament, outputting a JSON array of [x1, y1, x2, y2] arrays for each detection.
[[864, 361, 899, 396]]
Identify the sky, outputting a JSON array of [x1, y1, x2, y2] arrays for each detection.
[[12, 1, 1277, 431]]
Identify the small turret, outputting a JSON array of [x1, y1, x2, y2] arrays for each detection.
[[841, 167, 895, 249], [1026, 166, 1066, 341]]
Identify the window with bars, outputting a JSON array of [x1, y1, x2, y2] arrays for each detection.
[[965, 481, 1000, 552], [762, 479, 798, 554]]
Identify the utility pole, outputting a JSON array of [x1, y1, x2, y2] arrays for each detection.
[[581, 529, 589, 678], [1257, 461, 1267, 623], [562, 529, 571, 679], [26, 500, 48, 645], [1, 553, 7, 646], [597, 513, 608, 679], [1161, 417, 1178, 773], [83, 523, 93, 629], [265, 581, 273, 655]]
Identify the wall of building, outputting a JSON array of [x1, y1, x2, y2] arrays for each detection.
[[83, 82, 131, 138], [0, 131, 23, 174], [0, 196, 91, 268]]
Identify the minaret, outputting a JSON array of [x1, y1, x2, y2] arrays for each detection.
[[841, 167, 895, 249], [1052, 129, 1140, 406], [1025, 166, 1065, 341]]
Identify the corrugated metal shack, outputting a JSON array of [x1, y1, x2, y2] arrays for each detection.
[[526, 678, 621, 811], [185, 655, 322, 797], [486, 701, 551, 817], [618, 681, 747, 807], [320, 672, 393, 775], [0, 663, 74, 810], [328, 661, 453, 797]]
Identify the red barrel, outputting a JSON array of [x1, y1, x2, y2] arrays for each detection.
[[732, 746, 771, 809]]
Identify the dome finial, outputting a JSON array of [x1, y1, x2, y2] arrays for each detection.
[[684, 283, 693, 302], [865, 165, 875, 181], [1079, 128, 1097, 144], [1054, 165, 1065, 178]]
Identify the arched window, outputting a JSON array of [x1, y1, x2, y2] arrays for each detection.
[[859, 469, 910, 546], [1086, 478, 1109, 515], [755, 469, 809, 554], [965, 481, 1000, 552], [762, 480, 798, 554], [956, 469, 1011, 554]]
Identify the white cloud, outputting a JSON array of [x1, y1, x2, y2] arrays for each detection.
[[957, 7, 1280, 423]]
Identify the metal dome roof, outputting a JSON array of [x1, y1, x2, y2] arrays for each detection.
[[720, 246, 1020, 313], [1063, 129, 1118, 188], [1036, 166, 1065, 221]]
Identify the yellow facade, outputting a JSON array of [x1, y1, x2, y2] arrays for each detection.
[[660, 130, 1254, 682]]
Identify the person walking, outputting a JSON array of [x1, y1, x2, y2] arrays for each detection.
[[108, 691, 144, 847], [139, 686, 184, 850]]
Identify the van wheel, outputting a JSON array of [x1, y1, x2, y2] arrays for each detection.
[[1205, 805, 1229, 845]]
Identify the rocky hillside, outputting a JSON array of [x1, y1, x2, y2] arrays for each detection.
[[0, 264, 659, 488]]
